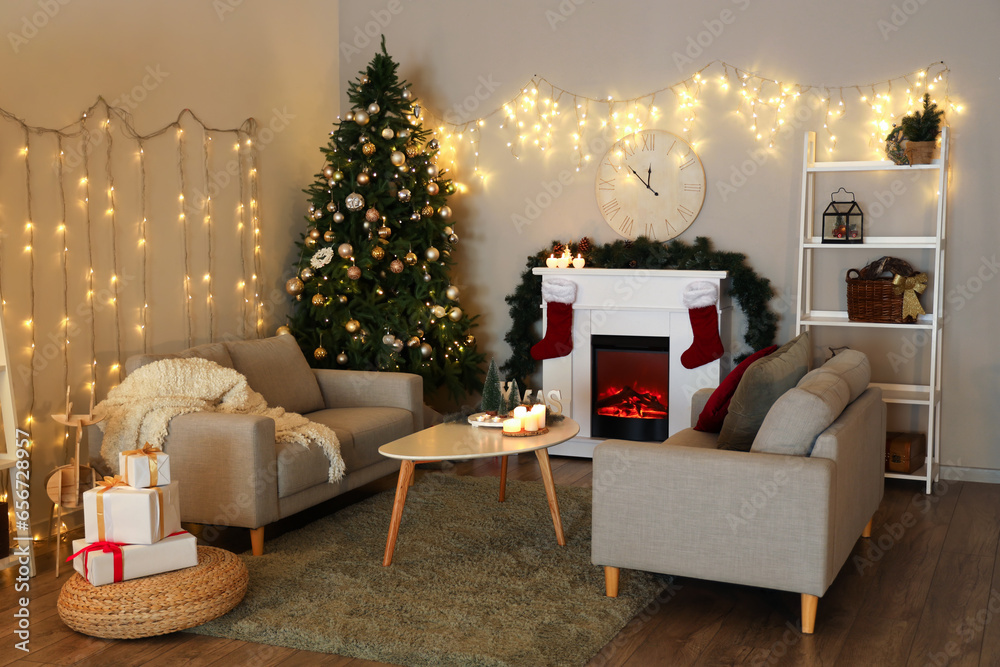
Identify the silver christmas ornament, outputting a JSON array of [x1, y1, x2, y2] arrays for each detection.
[[354, 109, 370, 126], [391, 339, 404, 352], [338, 243, 354, 258], [401, 89, 412, 101], [426, 182, 439, 196], [333, 211, 345, 223], [398, 128, 410, 140], [427, 164, 439, 178], [420, 343, 433, 358], [383, 333, 396, 346], [448, 307, 463, 322], [367, 102, 380, 115], [423, 273, 432, 282], [425, 246, 440, 262], [431, 305, 446, 318], [345, 192, 365, 211], [381, 127, 394, 140], [445, 285, 460, 301], [448, 233, 459, 244], [438, 205, 452, 220], [336, 352, 349, 365], [390, 151, 406, 167], [397, 188, 411, 202], [427, 139, 439, 151]]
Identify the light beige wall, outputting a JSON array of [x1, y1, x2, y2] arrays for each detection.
[[0, 0, 339, 533], [340, 0, 1000, 473]]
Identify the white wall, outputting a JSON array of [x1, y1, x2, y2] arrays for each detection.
[[339, 0, 1000, 472], [0, 0, 340, 533]]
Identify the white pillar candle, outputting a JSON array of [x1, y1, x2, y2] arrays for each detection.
[[530, 403, 546, 428], [522, 412, 539, 431], [545, 255, 559, 268], [556, 257, 570, 269], [572, 255, 586, 269], [503, 418, 521, 433], [513, 406, 528, 419]]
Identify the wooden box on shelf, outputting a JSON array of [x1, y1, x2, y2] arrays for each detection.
[[885, 432, 927, 474]]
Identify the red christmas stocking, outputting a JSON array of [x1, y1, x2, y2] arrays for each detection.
[[530, 279, 577, 361], [680, 281, 724, 369]]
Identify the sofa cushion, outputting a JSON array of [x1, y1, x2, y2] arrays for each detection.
[[751, 367, 852, 456], [717, 332, 810, 451], [662, 427, 721, 449], [814, 349, 870, 402], [226, 335, 325, 415], [694, 345, 777, 432], [125, 342, 235, 376]]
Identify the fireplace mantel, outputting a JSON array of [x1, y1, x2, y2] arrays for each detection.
[[532, 268, 731, 458]]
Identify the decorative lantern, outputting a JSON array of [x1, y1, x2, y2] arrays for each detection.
[[822, 187, 863, 244]]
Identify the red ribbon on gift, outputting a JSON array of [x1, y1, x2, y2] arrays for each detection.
[[66, 531, 190, 584]]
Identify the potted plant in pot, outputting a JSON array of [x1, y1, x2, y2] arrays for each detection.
[[898, 93, 944, 165]]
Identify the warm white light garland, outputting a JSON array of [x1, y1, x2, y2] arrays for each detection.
[[420, 60, 959, 181]]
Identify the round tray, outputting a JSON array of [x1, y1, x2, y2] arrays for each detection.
[[501, 426, 549, 437], [468, 412, 505, 428], [57, 546, 247, 639]]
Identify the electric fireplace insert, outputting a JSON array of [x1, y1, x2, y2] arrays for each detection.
[[590, 334, 670, 442]]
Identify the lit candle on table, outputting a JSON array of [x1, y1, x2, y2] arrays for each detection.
[[530, 403, 546, 428], [503, 417, 521, 433], [513, 406, 528, 419], [522, 411, 539, 431]]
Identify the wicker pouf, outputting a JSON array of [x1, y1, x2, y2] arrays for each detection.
[[57, 546, 248, 639]]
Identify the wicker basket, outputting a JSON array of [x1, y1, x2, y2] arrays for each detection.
[[57, 546, 247, 639], [846, 257, 918, 323]]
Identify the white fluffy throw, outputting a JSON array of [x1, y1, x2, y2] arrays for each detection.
[[96, 357, 345, 483]]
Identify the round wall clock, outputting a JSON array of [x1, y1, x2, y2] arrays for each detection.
[[595, 129, 706, 240]]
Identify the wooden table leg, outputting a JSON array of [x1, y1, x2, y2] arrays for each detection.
[[535, 448, 565, 546], [499, 456, 508, 502], [383, 460, 415, 566]]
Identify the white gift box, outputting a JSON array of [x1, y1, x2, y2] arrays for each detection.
[[83, 480, 182, 545], [71, 531, 198, 586], [118, 447, 171, 488]]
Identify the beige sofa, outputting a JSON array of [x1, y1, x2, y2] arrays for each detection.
[[591, 339, 885, 634], [87, 334, 423, 555]]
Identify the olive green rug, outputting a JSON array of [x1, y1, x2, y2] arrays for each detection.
[[189, 474, 668, 666]]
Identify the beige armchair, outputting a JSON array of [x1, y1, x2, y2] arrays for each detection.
[[592, 349, 885, 633], [87, 335, 423, 555]]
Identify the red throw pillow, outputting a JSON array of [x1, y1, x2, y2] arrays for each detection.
[[694, 345, 778, 432]]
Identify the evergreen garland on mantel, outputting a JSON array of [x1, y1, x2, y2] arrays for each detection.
[[500, 236, 778, 385]]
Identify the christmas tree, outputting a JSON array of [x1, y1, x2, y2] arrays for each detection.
[[286, 38, 484, 402], [481, 358, 502, 414]]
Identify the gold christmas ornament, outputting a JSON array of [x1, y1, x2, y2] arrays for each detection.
[[323, 166, 335, 178], [285, 277, 305, 295], [405, 144, 419, 158], [326, 201, 337, 212], [332, 212, 345, 223], [448, 307, 463, 322], [354, 109, 370, 125], [305, 237, 318, 249], [362, 142, 376, 156], [371, 246, 385, 260], [356, 172, 370, 186], [397, 188, 411, 202], [276, 325, 292, 336], [427, 164, 439, 178], [425, 246, 440, 262], [464, 334, 476, 346], [367, 102, 380, 115], [337, 295, 348, 304], [448, 233, 459, 244], [360, 75, 369, 85], [404, 251, 418, 266], [332, 170, 344, 182], [345, 192, 365, 211], [421, 205, 434, 217], [389, 259, 404, 273], [438, 205, 452, 219], [347, 265, 361, 280], [314, 346, 328, 360], [390, 150, 406, 167], [407, 336, 420, 347], [323, 230, 336, 242], [300, 267, 314, 281], [427, 139, 439, 151], [365, 207, 380, 222], [445, 285, 460, 301], [311, 293, 326, 307], [337, 243, 353, 258], [401, 89, 412, 101], [420, 343, 433, 359], [377, 225, 392, 240], [381, 127, 394, 139], [308, 228, 321, 240], [336, 352, 349, 365], [431, 305, 446, 319], [426, 182, 439, 196], [345, 319, 360, 333]]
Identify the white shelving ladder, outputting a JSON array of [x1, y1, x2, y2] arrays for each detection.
[[0, 301, 36, 577]]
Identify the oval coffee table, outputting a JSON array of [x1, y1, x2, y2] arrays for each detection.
[[378, 417, 580, 566]]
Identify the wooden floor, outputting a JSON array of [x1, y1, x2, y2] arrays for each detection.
[[3, 455, 999, 666]]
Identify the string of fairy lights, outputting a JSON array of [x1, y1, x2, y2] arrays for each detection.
[[419, 60, 960, 182], [0, 97, 261, 448]]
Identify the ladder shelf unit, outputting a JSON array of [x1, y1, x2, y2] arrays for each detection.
[[795, 129, 948, 494]]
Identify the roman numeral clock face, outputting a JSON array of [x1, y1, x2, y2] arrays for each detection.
[[595, 130, 706, 240]]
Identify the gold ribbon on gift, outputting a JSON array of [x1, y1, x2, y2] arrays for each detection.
[[892, 272, 928, 321], [122, 442, 162, 487], [95, 475, 127, 542]]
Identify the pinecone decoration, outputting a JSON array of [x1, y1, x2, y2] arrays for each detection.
[[552, 241, 564, 255], [624, 239, 633, 249], [577, 236, 592, 255], [629, 259, 638, 268]]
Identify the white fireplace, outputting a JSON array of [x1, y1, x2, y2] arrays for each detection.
[[532, 268, 731, 458]]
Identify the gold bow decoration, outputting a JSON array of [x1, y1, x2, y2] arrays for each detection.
[[95, 475, 127, 541], [97, 474, 127, 490], [122, 443, 162, 486], [892, 272, 928, 321]]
